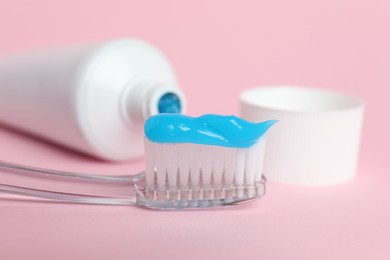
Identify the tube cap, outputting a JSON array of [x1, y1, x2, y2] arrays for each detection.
[[240, 86, 364, 186]]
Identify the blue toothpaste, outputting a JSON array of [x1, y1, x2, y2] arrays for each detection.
[[144, 114, 277, 148]]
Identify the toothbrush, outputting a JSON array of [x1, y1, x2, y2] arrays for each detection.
[[0, 114, 276, 210]]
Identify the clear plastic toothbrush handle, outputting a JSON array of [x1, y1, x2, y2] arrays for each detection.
[[0, 160, 144, 206]]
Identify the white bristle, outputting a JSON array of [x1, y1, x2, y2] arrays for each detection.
[[235, 149, 247, 198], [254, 137, 266, 196], [143, 137, 266, 203], [154, 144, 168, 197], [245, 142, 258, 198], [144, 139, 156, 190], [254, 137, 266, 183], [165, 145, 178, 200], [200, 147, 213, 199], [177, 145, 190, 199], [212, 146, 225, 198], [188, 144, 201, 198], [223, 148, 236, 198]]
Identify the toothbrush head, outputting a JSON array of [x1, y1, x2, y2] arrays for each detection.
[[135, 138, 267, 209], [135, 114, 276, 210]]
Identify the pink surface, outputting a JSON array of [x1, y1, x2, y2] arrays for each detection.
[[0, 0, 389, 259]]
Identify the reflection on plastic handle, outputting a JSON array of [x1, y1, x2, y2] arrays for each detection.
[[0, 160, 142, 183], [0, 160, 144, 205], [0, 184, 135, 205]]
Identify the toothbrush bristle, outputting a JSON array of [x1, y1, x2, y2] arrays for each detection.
[[138, 137, 266, 209]]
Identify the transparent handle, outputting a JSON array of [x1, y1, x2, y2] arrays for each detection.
[[0, 160, 144, 205]]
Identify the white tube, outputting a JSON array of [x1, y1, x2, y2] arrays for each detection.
[[0, 39, 186, 161]]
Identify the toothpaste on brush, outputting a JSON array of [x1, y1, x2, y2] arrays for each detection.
[[137, 114, 277, 209]]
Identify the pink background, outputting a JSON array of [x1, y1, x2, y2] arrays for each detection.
[[0, 0, 389, 259]]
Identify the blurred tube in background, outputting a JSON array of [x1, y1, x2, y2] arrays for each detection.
[[0, 39, 186, 161]]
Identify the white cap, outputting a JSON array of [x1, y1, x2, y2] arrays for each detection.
[[240, 86, 365, 186]]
